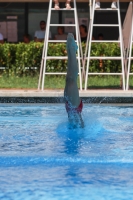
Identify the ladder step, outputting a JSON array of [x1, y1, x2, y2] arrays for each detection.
[[50, 24, 76, 26], [88, 57, 123, 60], [44, 72, 81, 75], [91, 40, 120, 43], [93, 24, 119, 27], [87, 73, 123, 75], [48, 40, 77, 43], [45, 56, 67, 59], [95, 8, 118, 11], [43, 56, 81, 60], [126, 57, 133, 60], [44, 72, 67, 75], [51, 8, 76, 11]]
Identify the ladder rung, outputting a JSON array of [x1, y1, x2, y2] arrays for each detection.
[[45, 56, 68, 59], [91, 40, 120, 43], [50, 24, 76, 27], [42, 56, 82, 60], [87, 57, 123, 60], [95, 8, 118, 11], [126, 57, 133, 60], [129, 73, 133, 75], [43, 72, 81, 75], [48, 40, 77, 43], [87, 73, 123, 75], [44, 72, 67, 75], [93, 24, 119, 27], [51, 8, 76, 11]]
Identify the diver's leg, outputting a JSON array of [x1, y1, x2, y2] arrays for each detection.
[[64, 33, 84, 128], [66, 33, 78, 79], [64, 33, 80, 107]]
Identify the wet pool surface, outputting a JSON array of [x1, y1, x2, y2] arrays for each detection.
[[0, 103, 133, 200]]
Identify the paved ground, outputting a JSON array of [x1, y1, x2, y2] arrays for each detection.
[[0, 89, 133, 97]]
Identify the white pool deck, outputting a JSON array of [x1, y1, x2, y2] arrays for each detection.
[[0, 89, 133, 98]]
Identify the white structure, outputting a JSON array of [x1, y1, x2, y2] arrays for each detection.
[[126, 2, 133, 90], [84, 0, 125, 90], [38, 0, 83, 90]]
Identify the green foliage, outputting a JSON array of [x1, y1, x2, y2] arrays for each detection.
[[0, 42, 43, 77], [89, 42, 121, 73], [0, 42, 125, 77], [0, 43, 16, 76], [47, 43, 67, 72], [15, 42, 43, 76]]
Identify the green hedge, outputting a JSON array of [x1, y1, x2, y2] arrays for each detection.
[[0, 42, 43, 76], [0, 42, 129, 76]]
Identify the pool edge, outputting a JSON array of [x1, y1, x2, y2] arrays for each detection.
[[0, 89, 133, 103]]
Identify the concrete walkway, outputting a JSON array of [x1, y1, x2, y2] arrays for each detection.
[[0, 89, 133, 97]]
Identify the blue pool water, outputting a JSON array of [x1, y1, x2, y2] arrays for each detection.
[[0, 103, 133, 200]]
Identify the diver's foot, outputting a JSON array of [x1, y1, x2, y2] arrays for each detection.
[[67, 33, 78, 53]]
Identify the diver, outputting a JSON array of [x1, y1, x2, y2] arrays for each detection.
[[64, 33, 84, 128]]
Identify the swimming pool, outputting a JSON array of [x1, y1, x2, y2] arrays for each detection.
[[0, 103, 133, 200]]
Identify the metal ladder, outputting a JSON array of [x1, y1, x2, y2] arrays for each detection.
[[84, 0, 125, 90], [38, 0, 83, 90], [126, 2, 133, 90]]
